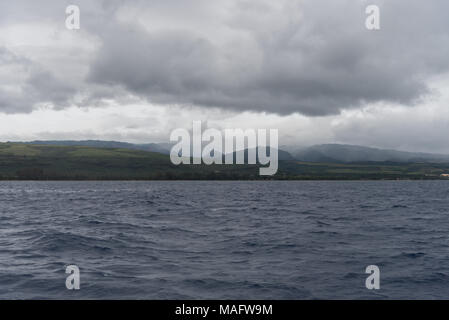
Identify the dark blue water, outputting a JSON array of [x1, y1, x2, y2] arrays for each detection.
[[1, 181, 449, 299]]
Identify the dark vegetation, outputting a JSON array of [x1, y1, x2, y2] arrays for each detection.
[[1, 142, 449, 180]]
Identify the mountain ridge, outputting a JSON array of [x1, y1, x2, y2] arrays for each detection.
[[290, 144, 449, 163], [2, 142, 449, 180], [9, 140, 449, 163]]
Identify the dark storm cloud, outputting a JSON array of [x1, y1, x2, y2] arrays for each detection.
[[1, 0, 449, 115], [0, 47, 76, 113], [87, 0, 449, 115]]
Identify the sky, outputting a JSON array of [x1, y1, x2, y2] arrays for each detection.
[[1, 0, 449, 153]]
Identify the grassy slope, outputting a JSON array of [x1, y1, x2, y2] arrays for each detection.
[[1, 142, 449, 180], [0, 143, 260, 180]]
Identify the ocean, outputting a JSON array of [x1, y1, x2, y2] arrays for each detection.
[[1, 180, 449, 299]]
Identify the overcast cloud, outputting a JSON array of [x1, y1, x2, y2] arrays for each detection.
[[0, 0, 449, 151]]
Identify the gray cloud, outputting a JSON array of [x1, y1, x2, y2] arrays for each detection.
[[87, 0, 449, 115], [0, 47, 77, 113], [1, 0, 449, 116]]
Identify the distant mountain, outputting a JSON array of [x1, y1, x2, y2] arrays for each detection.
[[2, 142, 449, 180], [24, 140, 171, 155], [16, 140, 449, 164], [0, 142, 263, 180], [292, 144, 449, 163], [22, 140, 295, 160], [224, 147, 295, 162]]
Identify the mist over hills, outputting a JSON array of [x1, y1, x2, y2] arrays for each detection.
[[2, 141, 449, 180], [23, 140, 294, 160], [13, 140, 449, 163], [290, 144, 449, 163]]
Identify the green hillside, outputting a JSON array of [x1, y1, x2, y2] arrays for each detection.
[[0, 143, 260, 180], [1, 142, 449, 180]]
